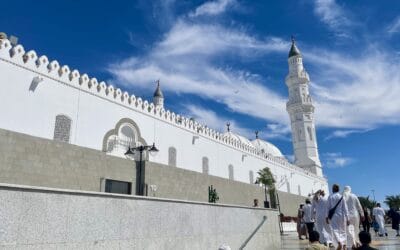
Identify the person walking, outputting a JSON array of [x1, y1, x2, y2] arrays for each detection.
[[361, 207, 372, 233], [387, 207, 400, 236], [298, 204, 308, 240], [326, 184, 349, 250], [304, 199, 315, 238], [343, 186, 364, 249], [372, 203, 387, 237], [312, 190, 333, 247]]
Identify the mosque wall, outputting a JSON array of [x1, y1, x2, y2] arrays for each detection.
[[0, 38, 328, 197], [0, 127, 306, 215]]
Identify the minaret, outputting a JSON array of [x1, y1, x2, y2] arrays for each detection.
[[153, 80, 164, 108], [285, 38, 322, 176]]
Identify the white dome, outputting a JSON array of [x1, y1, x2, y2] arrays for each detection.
[[223, 132, 253, 148], [251, 139, 283, 157]]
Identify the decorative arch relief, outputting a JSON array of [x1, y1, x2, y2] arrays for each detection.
[[202, 157, 209, 174], [53, 114, 72, 143], [168, 147, 177, 167], [228, 164, 234, 180], [102, 118, 146, 159]]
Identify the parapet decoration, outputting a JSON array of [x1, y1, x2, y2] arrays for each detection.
[[0, 38, 324, 180]]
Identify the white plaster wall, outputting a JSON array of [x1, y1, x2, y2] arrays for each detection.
[[0, 184, 281, 249], [0, 40, 328, 197]]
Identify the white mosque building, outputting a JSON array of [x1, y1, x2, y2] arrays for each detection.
[[0, 33, 327, 197]]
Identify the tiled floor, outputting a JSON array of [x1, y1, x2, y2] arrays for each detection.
[[281, 228, 400, 250]]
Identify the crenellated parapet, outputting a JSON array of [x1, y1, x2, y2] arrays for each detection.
[[0, 38, 324, 180]]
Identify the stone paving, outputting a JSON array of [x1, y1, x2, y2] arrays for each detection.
[[281, 227, 400, 250]]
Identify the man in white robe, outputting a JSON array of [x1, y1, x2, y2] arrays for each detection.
[[343, 186, 364, 248], [373, 203, 387, 237], [312, 189, 333, 247], [326, 184, 349, 250]]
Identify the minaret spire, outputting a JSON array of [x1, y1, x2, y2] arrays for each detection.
[[285, 38, 322, 176], [288, 35, 301, 58], [153, 80, 164, 108]]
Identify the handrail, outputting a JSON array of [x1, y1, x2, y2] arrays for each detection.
[[239, 215, 267, 250]]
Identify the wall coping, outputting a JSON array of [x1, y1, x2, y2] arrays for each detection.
[[0, 183, 278, 212]]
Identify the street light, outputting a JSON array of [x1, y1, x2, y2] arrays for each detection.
[[125, 143, 159, 196]]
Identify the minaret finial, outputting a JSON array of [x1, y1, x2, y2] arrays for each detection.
[[255, 131, 259, 139], [226, 122, 231, 132], [153, 79, 163, 98], [288, 35, 301, 58]]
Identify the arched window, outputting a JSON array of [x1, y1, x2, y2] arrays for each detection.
[[307, 126, 313, 141], [298, 185, 301, 196], [249, 170, 254, 184], [202, 157, 209, 174], [168, 147, 177, 167], [53, 115, 72, 143], [228, 164, 234, 180]]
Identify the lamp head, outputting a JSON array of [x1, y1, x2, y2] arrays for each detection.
[[124, 147, 135, 156], [149, 143, 159, 153]]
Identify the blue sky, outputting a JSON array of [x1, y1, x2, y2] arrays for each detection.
[[2, 0, 399, 205]]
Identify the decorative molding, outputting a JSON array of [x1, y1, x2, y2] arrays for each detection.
[[102, 117, 147, 152]]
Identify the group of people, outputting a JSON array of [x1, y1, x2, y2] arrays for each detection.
[[297, 184, 398, 250]]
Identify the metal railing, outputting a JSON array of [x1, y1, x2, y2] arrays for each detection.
[[239, 215, 267, 250]]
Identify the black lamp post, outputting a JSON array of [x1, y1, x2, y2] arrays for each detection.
[[125, 143, 159, 196]]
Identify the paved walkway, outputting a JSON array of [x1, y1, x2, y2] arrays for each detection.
[[281, 228, 400, 250]]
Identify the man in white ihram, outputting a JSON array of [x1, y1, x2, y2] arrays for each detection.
[[312, 189, 333, 247], [326, 184, 349, 250], [373, 203, 387, 237], [343, 186, 364, 249]]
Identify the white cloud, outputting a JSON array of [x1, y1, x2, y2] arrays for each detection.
[[324, 129, 371, 140], [265, 123, 291, 140], [108, 20, 290, 127], [111, 20, 400, 134], [313, 0, 353, 38], [108, 1, 400, 141], [323, 152, 354, 168], [386, 16, 400, 34], [184, 104, 291, 142], [189, 0, 235, 17], [185, 104, 255, 139], [305, 49, 400, 129], [154, 21, 288, 57]]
